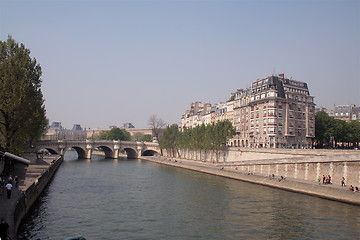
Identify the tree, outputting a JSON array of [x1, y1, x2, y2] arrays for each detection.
[[148, 115, 166, 142], [160, 120, 236, 160], [0, 36, 48, 154], [132, 132, 152, 142], [159, 124, 181, 157], [315, 110, 360, 148], [98, 128, 131, 141]]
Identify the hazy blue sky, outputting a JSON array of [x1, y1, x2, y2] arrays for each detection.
[[1, 0, 359, 129]]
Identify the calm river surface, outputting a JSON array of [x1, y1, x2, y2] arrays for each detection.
[[19, 151, 360, 240]]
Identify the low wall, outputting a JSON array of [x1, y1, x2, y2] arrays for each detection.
[[13, 156, 63, 235], [163, 148, 360, 190]]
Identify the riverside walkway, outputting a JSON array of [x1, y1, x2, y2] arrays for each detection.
[[141, 156, 360, 206], [0, 154, 61, 240]]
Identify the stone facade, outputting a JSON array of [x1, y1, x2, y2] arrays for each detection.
[[181, 74, 315, 149]]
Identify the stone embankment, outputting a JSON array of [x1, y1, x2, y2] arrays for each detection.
[[0, 154, 63, 240], [141, 155, 360, 206]]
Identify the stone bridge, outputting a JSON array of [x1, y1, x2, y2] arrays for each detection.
[[36, 140, 161, 159]]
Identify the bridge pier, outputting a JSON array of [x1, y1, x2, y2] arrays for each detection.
[[113, 141, 120, 159], [59, 141, 66, 156], [86, 140, 93, 159], [137, 144, 143, 158]]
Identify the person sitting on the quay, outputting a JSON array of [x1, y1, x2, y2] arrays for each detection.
[[278, 176, 285, 182], [349, 185, 354, 191], [355, 187, 359, 192], [269, 174, 275, 180]]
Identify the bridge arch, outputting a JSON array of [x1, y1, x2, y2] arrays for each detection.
[[142, 150, 159, 156], [70, 146, 87, 159], [40, 148, 59, 155], [124, 147, 138, 159], [95, 145, 114, 159]]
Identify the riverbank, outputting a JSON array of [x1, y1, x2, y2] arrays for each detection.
[[0, 154, 63, 240], [140, 156, 360, 206]]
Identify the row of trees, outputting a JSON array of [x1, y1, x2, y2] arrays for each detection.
[[315, 111, 360, 148], [159, 120, 236, 157], [0, 36, 48, 154]]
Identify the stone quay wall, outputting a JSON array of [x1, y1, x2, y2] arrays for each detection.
[[13, 156, 63, 235], [163, 148, 360, 189], [142, 156, 360, 206]]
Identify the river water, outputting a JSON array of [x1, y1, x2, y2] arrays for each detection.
[[18, 151, 360, 240]]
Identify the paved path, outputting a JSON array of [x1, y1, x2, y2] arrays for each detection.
[[0, 154, 58, 240]]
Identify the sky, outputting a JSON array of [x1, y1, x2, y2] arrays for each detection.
[[0, 0, 359, 129]]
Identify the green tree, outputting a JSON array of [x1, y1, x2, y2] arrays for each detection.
[[315, 110, 360, 148], [159, 124, 181, 157], [98, 128, 131, 141], [160, 120, 235, 160], [132, 132, 153, 142], [348, 121, 360, 148], [314, 111, 334, 147], [0, 36, 48, 154]]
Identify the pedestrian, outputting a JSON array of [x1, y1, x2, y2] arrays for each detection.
[[317, 176, 321, 185], [0, 218, 9, 240], [6, 181, 12, 199], [14, 176, 19, 188], [341, 177, 346, 187], [0, 177, 4, 195], [322, 175, 326, 184]]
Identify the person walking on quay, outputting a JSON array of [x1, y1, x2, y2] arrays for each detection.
[[322, 175, 326, 184], [14, 176, 19, 188], [317, 176, 321, 185], [0, 218, 9, 240], [0, 177, 4, 195], [5, 181, 12, 199], [341, 177, 346, 187]]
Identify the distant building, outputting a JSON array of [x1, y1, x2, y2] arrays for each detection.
[[316, 104, 360, 121], [86, 127, 152, 140], [42, 122, 87, 140], [123, 123, 135, 128], [181, 74, 315, 149], [330, 104, 359, 122]]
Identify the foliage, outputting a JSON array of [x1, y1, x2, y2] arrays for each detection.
[[132, 132, 153, 142], [97, 128, 131, 141], [159, 120, 236, 157], [315, 111, 360, 148], [0, 36, 48, 154]]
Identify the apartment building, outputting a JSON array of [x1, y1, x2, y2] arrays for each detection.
[[316, 104, 360, 122], [181, 74, 315, 149]]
